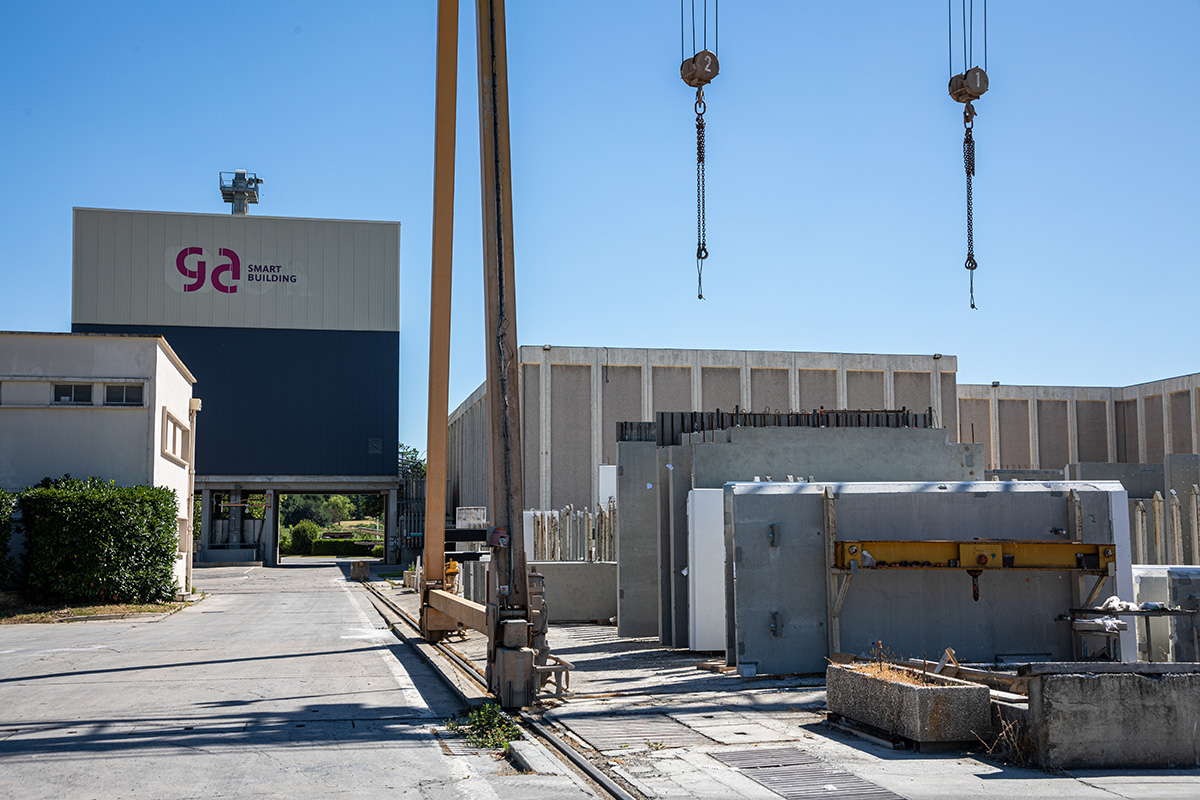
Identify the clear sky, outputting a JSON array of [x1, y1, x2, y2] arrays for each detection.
[[3, 2, 1198, 453]]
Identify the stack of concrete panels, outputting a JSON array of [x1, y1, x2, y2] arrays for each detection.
[[725, 481, 1135, 675], [618, 426, 983, 645]]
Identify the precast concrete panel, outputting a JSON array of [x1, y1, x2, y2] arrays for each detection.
[[750, 368, 788, 413], [958, 398, 991, 465], [895, 371, 931, 413], [1116, 400, 1138, 462], [665, 445, 693, 646], [1077, 400, 1109, 462], [727, 484, 828, 674], [701, 367, 740, 411], [1170, 391, 1192, 454], [550, 365, 592, 508], [522, 363, 540, 510], [615, 441, 660, 637], [846, 370, 884, 409], [72, 209, 399, 333], [798, 369, 836, 411], [652, 367, 691, 413], [728, 481, 1128, 674], [601, 366, 641, 466], [940, 372, 958, 435], [1038, 400, 1070, 470], [1068, 462, 1163, 499], [1145, 395, 1165, 463], [999, 399, 1032, 469], [687, 488, 726, 652]]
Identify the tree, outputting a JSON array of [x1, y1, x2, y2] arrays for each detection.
[[400, 444, 426, 479], [280, 495, 332, 528], [325, 495, 352, 524]]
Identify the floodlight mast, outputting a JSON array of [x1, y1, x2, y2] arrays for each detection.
[[219, 170, 264, 215]]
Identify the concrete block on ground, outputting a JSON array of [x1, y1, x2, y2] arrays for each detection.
[[455, 507, 487, 529], [825, 664, 991, 743], [531, 561, 616, 623], [1027, 667, 1200, 768], [507, 740, 563, 775]]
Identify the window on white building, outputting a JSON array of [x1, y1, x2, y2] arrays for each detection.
[[161, 408, 191, 467], [105, 383, 144, 406], [53, 384, 92, 404]]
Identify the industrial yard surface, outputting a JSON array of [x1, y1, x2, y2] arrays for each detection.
[[372, 567, 1200, 800]]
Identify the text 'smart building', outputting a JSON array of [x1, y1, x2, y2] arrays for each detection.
[[71, 208, 401, 565]]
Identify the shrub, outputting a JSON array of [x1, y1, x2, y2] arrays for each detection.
[[19, 476, 178, 603], [371, 544, 384, 558], [289, 519, 319, 555], [310, 538, 375, 557], [0, 489, 16, 589], [278, 528, 294, 555]]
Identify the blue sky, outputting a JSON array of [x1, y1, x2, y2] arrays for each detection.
[[3, 2, 1198, 452]]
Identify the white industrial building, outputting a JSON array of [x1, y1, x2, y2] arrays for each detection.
[[0, 331, 199, 593]]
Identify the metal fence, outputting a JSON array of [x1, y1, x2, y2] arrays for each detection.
[[617, 408, 936, 448], [399, 471, 426, 551], [531, 500, 616, 562]]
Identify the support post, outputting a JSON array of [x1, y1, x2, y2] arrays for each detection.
[[263, 489, 278, 567], [823, 486, 840, 658], [1170, 490, 1184, 566], [1152, 491, 1164, 565], [421, 0, 460, 640], [200, 488, 213, 554], [477, 0, 533, 708], [386, 487, 399, 565]]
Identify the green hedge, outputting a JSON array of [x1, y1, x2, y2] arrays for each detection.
[[19, 476, 179, 603], [310, 538, 378, 557], [0, 489, 15, 589]]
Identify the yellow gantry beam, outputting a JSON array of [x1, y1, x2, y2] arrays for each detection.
[[834, 540, 1116, 572]]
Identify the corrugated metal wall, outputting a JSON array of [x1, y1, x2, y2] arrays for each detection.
[[75, 324, 398, 477], [72, 208, 399, 333]]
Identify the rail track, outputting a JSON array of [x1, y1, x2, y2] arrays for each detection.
[[362, 582, 638, 800]]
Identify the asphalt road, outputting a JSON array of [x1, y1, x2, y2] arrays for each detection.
[[0, 560, 589, 800]]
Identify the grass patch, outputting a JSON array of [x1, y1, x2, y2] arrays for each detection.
[[0, 591, 183, 624], [445, 702, 523, 749]]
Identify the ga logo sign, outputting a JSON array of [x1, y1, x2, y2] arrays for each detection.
[[170, 246, 241, 294]]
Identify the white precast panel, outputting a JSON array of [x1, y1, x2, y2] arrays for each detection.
[[72, 208, 400, 332], [688, 488, 726, 652]]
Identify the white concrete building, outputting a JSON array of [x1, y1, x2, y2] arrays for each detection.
[[0, 332, 199, 593]]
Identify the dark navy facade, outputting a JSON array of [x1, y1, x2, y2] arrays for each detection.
[[72, 323, 398, 477]]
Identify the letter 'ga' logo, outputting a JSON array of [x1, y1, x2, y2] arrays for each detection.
[[174, 246, 241, 293]]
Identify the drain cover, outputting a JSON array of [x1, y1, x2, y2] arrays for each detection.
[[713, 747, 907, 799], [556, 712, 712, 751]]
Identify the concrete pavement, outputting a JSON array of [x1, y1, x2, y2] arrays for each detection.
[[372, 573, 1200, 800], [0, 559, 596, 800]]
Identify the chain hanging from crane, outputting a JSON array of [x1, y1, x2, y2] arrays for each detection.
[[948, 0, 988, 309], [681, 0, 718, 299]]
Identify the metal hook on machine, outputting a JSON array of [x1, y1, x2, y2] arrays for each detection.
[[967, 569, 983, 602]]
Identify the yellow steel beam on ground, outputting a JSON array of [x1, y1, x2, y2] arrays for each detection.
[[834, 540, 1116, 571], [422, 0, 459, 638], [428, 589, 488, 634]]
